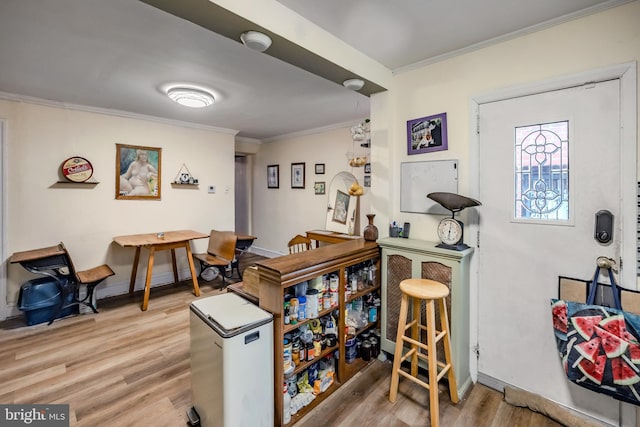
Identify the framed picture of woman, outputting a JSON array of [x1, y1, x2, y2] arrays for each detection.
[[116, 144, 161, 200]]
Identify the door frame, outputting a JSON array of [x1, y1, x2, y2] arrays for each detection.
[[0, 119, 6, 320], [467, 62, 637, 385]]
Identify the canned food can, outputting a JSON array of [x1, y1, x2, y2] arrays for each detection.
[[329, 274, 339, 292], [323, 293, 332, 309]]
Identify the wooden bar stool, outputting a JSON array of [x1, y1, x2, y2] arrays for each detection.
[[389, 278, 458, 426]]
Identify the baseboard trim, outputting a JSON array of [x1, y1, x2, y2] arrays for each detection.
[[478, 372, 617, 427], [248, 246, 283, 259]]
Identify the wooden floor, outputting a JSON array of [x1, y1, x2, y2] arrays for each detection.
[[0, 253, 562, 427]]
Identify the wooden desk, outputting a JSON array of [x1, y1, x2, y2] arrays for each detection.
[[113, 230, 208, 311], [306, 229, 363, 248]]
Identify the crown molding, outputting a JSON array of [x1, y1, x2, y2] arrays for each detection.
[[0, 91, 238, 135]]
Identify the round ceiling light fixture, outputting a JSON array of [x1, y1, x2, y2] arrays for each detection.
[[343, 78, 365, 91], [166, 86, 215, 108], [240, 31, 272, 52]]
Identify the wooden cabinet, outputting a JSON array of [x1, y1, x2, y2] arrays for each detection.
[[256, 240, 381, 426], [378, 237, 473, 398]]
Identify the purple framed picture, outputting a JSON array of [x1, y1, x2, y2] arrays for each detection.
[[407, 112, 448, 155]]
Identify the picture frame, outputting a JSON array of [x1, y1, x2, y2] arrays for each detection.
[[407, 112, 448, 155], [364, 163, 371, 174], [332, 189, 350, 224], [116, 143, 161, 200], [314, 181, 326, 195], [364, 175, 371, 187], [267, 164, 279, 189], [291, 162, 305, 189], [315, 163, 325, 174]]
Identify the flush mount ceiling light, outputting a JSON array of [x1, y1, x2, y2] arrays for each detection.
[[343, 78, 365, 91], [240, 31, 272, 52], [166, 87, 215, 108]]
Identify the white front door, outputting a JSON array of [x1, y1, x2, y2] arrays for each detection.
[[477, 79, 627, 424]]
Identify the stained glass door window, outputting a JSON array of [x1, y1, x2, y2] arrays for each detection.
[[514, 121, 569, 221]]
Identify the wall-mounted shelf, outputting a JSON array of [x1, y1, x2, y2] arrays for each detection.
[[54, 180, 99, 185], [171, 182, 198, 187]]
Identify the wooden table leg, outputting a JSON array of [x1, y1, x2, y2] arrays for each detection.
[[128, 247, 141, 294], [185, 242, 201, 297], [142, 247, 155, 311], [170, 248, 178, 283]]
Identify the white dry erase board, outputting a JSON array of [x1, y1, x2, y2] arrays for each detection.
[[400, 160, 458, 215]]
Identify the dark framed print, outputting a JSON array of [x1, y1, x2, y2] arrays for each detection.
[[315, 163, 325, 174], [116, 144, 161, 200], [291, 162, 305, 189], [332, 189, 350, 224], [267, 164, 279, 188], [364, 175, 371, 187], [314, 181, 325, 195], [364, 163, 371, 174], [407, 112, 448, 155]]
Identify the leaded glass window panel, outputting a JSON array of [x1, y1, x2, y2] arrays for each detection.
[[514, 121, 569, 221]]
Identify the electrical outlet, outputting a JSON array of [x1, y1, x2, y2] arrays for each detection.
[[208, 185, 216, 194]]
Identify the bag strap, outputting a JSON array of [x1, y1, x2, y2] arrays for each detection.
[[586, 258, 622, 309]]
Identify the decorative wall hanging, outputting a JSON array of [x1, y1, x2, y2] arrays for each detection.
[[407, 112, 448, 155], [173, 163, 198, 185], [291, 162, 305, 189], [314, 182, 325, 195], [315, 163, 325, 174], [267, 164, 279, 188], [116, 144, 161, 200], [332, 189, 350, 224], [60, 156, 94, 182]]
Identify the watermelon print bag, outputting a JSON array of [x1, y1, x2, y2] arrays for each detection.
[[551, 259, 640, 405]]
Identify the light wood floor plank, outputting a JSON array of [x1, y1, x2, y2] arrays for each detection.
[[0, 253, 564, 426]]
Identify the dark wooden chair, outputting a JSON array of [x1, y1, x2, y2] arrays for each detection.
[[288, 234, 312, 254], [58, 242, 115, 317], [193, 230, 239, 286]]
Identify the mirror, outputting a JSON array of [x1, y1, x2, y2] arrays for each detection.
[[325, 171, 360, 235]]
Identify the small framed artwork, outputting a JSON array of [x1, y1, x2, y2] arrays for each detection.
[[291, 162, 305, 189], [332, 189, 350, 224], [364, 175, 371, 187], [407, 112, 448, 155], [267, 165, 279, 188], [315, 163, 325, 174], [364, 163, 371, 174], [116, 143, 161, 200], [314, 181, 325, 195]]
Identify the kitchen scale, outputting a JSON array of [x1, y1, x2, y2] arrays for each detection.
[[427, 192, 482, 251]]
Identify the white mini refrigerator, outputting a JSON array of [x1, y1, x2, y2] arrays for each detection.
[[189, 293, 274, 427]]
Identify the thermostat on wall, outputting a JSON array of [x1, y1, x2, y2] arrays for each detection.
[[61, 156, 94, 182]]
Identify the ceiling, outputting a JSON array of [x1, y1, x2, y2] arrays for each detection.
[[0, 0, 623, 141]]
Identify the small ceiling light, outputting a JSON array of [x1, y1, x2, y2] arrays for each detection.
[[166, 87, 215, 108], [343, 78, 365, 91], [240, 31, 272, 52]]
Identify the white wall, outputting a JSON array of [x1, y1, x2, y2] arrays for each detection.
[[252, 126, 371, 255], [369, 1, 639, 423], [2, 100, 236, 308], [371, 1, 640, 243]]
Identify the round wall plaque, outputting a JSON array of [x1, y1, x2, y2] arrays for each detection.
[[61, 157, 93, 182]]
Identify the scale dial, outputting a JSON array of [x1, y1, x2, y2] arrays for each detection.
[[437, 218, 463, 246]]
